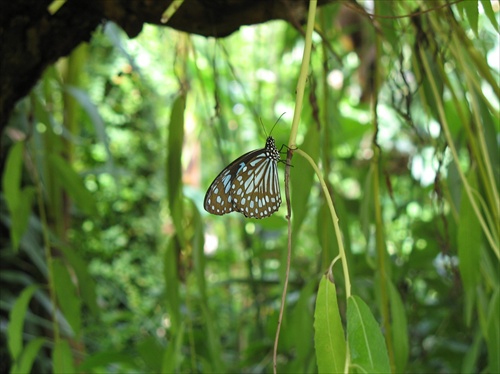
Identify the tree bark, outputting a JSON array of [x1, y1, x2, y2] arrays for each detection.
[[0, 0, 333, 131]]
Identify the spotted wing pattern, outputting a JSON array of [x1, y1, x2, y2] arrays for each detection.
[[204, 137, 281, 219]]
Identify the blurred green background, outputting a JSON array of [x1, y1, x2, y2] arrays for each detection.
[[1, 2, 499, 373]]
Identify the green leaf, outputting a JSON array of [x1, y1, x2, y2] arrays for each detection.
[[480, 0, 499, 31], [376, 3, 398, 50], [10, 187, 36, 252], [388, 280, 409, 373], [347, 295, 391, 373], [162, 322, 185, 373], [314, 275, 346, 373], [57, 244, 98, 316], [417, 49, 443, 120], [2, 142, 34, 252], [463, 0, 479, 36], [167, 94, 186, 234], [462, 330, 483, 374], [3, 141, 24, 213], [486, 288, 500, 374], [48, 154, 97, 216], [52, 340, 75, 373], [10, 337, 45, 374], [458, 171, 481, 326], [8, 285, 39, 361], [52, 259, 82, 336]]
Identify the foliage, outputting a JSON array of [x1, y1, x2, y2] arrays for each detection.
[[1, 1, 499, 373]]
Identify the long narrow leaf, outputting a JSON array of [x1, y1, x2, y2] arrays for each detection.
[[3, 141, 24, 213], [57, 244, 98, 315], [486, 288, 499, 373], [314, 275, 346, 373], [162, 322, 185, 373], [458, 171, 481, 325], [52, 340, 75, 373], [166, 94, 186, 235], [7, 285, 39, 361], [2, 142, 33, 251], [347, 295, 391, 373], [52, 259, 82, 336], [10, 337, 45, 374]]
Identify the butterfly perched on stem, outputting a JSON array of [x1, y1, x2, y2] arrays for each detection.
[[204, 136, 282, 218]]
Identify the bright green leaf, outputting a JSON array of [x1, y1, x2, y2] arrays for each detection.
[[52, 259, 82, 336], [3, 141, 24, 213], [314, 275, 346, 373], [462, 331, 483, 374], [463, 0, 479, 36], [480, 0, 499, 31], [10, 337, 45, 374], [52, 340, 75, 374], [7, 285, 39, 361], [347, 295, 391, 373], [57, 244, 98, 316], [10, 187, 35, 252], [162, 322, 185, 373], [486, 288, 499, 374], [167, 94, 186, 236], [3, 143, 34, 252], [458, 171, 481, 326], [377, 4, 398, 50]]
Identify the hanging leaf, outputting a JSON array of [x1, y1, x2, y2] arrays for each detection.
[[3, 142, 24, 213], [52, 340, 75, 374], [347, 295, 391, 373], [10, 337, 46, 374], [458, 170, 481, 326], [52, 259, 82, 336], [7, 285, 39, 361], [314, 275, 346, 373], [486, 289, 499, 374]]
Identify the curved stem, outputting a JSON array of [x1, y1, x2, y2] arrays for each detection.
[[295, 148, 351, 299]]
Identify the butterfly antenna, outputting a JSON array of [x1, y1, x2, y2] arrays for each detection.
[[259, 117, 269, 138], [269, 112, 286, 137]]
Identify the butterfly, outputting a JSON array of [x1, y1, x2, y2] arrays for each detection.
[[204, 136, 282, 218]]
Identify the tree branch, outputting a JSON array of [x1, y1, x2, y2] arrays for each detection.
[[0, 0, 333, 130]]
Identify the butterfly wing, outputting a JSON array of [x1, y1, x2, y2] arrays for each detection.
[[204, 137, 281, 218], [204, 148, 264, 216], [230, 151, 281, 218]]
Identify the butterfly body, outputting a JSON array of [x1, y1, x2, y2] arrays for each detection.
[[204, 137, 282, 218]]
